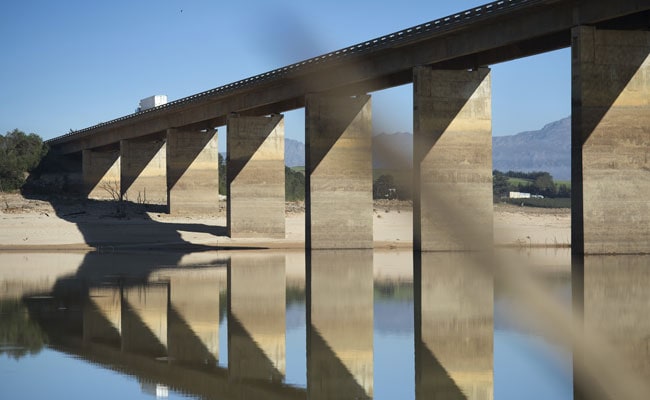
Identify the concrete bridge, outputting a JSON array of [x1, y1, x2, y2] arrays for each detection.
[[45, 0, 650, 253]]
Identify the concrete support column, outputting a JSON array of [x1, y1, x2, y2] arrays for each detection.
[[83, 286, 122, 346], [227, 114, 285, 238], [307, 250, 373, 399], [121, 283, 168, 357], [228, 254, 286, 381], [166, 270, 221, 364], [82, 148, 120, 200], [413, 67, 493, 252], [305, 94, 373, 249], [166, 128, 219, 215], [120, 138, 167, 206], [572, 27, 650, 254], [415, 253, 493, 399]]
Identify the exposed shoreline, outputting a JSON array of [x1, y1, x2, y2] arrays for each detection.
[[0, 193, 570, 251]]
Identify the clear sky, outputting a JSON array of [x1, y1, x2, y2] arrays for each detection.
[[0, 0, 570, 148]]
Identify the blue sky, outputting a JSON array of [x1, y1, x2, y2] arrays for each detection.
[[0, 0, 570, 147]]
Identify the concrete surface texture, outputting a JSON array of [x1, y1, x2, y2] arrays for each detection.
[[413, 67, 493, 251], [166, 128, 219, 215], [227, 114, 285, 238], [308, 250, 374, 399], [82, 148, 121, 200], [572, 27, 650, 254], [416, 252, 493, 399], [120, 138, 167, 206], [228, 253, 286, 380], [305, 94, 373, 249]]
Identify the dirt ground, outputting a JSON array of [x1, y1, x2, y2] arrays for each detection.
[[0, 193, 570, 250]]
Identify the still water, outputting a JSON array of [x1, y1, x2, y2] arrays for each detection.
[[0, 249, 647, 399]]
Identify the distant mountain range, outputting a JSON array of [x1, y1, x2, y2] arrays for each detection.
[[228, 117, 571, 181], [493, 117, 570, 180]]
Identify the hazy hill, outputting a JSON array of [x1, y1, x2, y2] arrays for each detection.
[[492, 117, 570, 180]]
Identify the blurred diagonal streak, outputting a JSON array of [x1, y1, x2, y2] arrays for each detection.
[[384, 128, 650, 399]]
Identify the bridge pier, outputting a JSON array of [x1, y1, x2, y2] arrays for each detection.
[[228, 254, 286, 381], [82, 148, 120, 200], [305, 94, 373, 249], [572, 27, 650, 254], [166, 128, 219, 215], [415, 252, 493, 399], [120, 138, 167, 206], [307, 250, 374, 399], [227, 114, 285, 238], [413, 67, 493, 252]]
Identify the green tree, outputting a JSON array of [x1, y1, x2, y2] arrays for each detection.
[[0, 129, 48, 191], [492, 170, 510, 201], [533, 172, 556, 197], [218, 153, 227, 195], [373, 174, 398, 199], [285, 167, 305, 201]]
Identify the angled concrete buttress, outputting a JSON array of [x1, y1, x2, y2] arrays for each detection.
[[166, 128, 219, 215], [413, 67, 493, 252], [572, 27, 650, 255], [305, 94, 373, 249], [82, 148, 121, 200], [227, 114, 285, 238], [120, 138, 167, 206]]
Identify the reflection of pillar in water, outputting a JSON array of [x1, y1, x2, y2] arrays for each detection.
[[584, 255, 650, 381], [228, 254, 286, 381], [121, 283, 169, 357], [84, 286, 122, 346], [163, 269, 222, 364], [307, 250, 373, 399], [415, 252, 493, 400]]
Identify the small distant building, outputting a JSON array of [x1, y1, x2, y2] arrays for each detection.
[[136, 95, 168, 112], [509, 191, 531, 199]]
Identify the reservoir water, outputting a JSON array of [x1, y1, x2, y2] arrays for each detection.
[[0, 249, 647, 399]]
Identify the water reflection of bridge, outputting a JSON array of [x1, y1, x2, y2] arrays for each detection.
[[3, 250, 502, 399]]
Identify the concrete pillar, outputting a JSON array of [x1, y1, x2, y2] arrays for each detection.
[[572, 27, 650, 255], [166, 128, 219, 215], [413, 67, 493, 252], [121, 283, 168, 357], [120, 138, 167, 206], [82, 148, 120, 200], [166, 270, 221, 364], [307, 250, 373, 399], [305, 94, 373, 249], [227, 114, 285, 238], [83, 286, 121, 346], [583, 255, 650, 388], [415, 252, 493, 399], [228, 253, 286, 381]]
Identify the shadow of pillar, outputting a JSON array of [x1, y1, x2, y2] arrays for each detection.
[[121, 282, 169, 358], [307, 250, 373, 399], [414, 252, 493, 399], [157, 269, 222, 365], [572, 27, 650, 255], [305, 94, 373, 249], [121, 137, 167, 206], [227, 253, 286, 382], [413, 66, 493, 252], [227, 114, 286, 238], [166, 128, 219, 215], [82, 147, 120, 200]]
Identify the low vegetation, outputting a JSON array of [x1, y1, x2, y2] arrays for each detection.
[[493, 170, 570, 202]]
